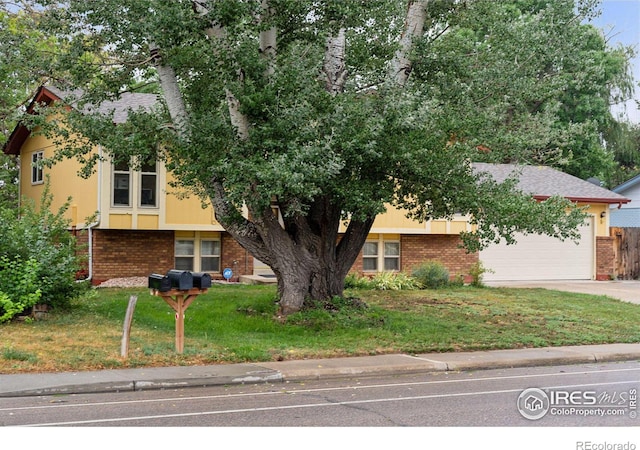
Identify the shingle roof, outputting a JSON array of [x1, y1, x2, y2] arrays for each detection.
[[612, 173, 640, 194], [3, 85, 159, 155], [473, 163, 630, 205], [46, 86, 158, 123]]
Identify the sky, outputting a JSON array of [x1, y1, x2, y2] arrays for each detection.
[[589, 0, 640, 124]]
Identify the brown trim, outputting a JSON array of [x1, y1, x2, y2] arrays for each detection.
[[3, 86, 62, 155], [533, 195, 630, 205]]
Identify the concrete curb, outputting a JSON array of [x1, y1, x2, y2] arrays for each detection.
[[1, 343, 639, 398]]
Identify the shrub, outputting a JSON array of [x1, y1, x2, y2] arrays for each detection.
[[0, 257, 42, 323], [468, 261, 493, 287], [368, 271, 420, 291], [0, 183, 86, 312], [411, 260, 450, 289], [344, 273, 373, 289]]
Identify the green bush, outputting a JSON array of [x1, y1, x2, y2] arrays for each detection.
[[344, 273, 373, 289], [0, 257, 42, 323], [468, 261, 493, 287], [0, 183, 86, 316], [411, 260, 450, 289], [368, 271, 420, 291]]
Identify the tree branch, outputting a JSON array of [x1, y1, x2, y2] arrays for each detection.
[[150, 44, 190, 140], [323, 28, 347, 95], [389, 0, 429, 87]]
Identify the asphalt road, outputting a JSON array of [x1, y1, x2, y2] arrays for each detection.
[[3, 361, 639, 432]]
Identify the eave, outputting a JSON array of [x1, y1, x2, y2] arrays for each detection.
[[533, 195, 631, 207], [2, 86, 63, 156]]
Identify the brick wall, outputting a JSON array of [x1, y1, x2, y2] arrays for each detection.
[[401, 234, 479, 281], [91, 229, 174, 283], [88, 230, 254, 283], [596, 236, 615, 281], [350, 234, 479, 281], [221, 233, 253, 281]]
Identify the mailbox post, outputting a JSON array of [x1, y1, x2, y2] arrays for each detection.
[[149, 271, 209, 354]]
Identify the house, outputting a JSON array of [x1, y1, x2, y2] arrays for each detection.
[[610, 174, 640, 227], [3, 86, 630, 284]]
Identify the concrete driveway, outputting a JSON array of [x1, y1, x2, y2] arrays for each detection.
[[484, 280, 640, 304]]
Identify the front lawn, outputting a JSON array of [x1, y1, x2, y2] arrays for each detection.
[[1, 284, 639, 373]]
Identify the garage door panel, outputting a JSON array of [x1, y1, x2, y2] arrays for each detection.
[[479, 219, 594, 281]]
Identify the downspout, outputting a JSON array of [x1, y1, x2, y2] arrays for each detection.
[[81, 145, 103, 283]]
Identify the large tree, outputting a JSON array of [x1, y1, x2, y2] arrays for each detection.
[[1, 3, 62, 210], [21, 0, 618, 314]]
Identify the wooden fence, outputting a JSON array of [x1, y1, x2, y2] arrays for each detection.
[[612, 227, 640, 280]]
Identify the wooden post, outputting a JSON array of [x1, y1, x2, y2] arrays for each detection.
[[151, 288, 206, 354], [120, 295, 138, 357]]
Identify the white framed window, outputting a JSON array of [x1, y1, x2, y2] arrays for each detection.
[[31, 151, 44, 185], [139, 160, 157, 207], [200, 240, 221, 272], [363, 242, 379, 272], [175, 239, 195, 271], [384, 242, 400, 271], [112, 161, 131, 206], [174, 236, 221, 273], [363, 239, 401, 272]]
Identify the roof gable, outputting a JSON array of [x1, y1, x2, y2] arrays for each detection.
[[473, 163, 629, 205], [3, 85, 158, 155]]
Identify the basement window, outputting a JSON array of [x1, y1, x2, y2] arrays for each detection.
[[363, 240, 400, 272], [175, 239, 195, 271], [174, 237, 222, 273], [363, 242, 379, 271], [200, 240, 221, 272]]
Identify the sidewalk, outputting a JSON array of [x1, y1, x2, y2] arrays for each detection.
[[1, 343, 639, 398]]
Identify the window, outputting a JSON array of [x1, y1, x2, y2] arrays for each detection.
[[31, 151, 44, 184], [200, 240, 221, 272], [113, 161, 131, 206], [384, 242, 400, 271], [363, 239, 401, 272], [140, 160, 157, 207], [175, 240, 195, 271], [363, 242, 378, 271], [174, 237, 221, 272]]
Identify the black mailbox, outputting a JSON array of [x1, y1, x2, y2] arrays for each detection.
[[166, 270, 193, 290], [148, 273, 171, 292], [192, 272, 212, 289]]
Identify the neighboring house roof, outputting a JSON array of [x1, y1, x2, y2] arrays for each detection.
[[473, 163, 630, 205], [3, 85, 158, 155], [610, 208, 640, 227], [612, 173, 640, 194]]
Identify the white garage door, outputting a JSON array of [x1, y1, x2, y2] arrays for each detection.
[[479, 218, 594, 281]]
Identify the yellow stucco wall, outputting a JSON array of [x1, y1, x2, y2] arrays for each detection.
[[15, 128, 614, 237], [19, 129, 99, 227]]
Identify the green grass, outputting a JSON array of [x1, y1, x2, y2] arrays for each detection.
[[1, 283, 640, 373]]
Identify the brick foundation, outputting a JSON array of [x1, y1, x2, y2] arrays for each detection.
[[400, 234, 479, 281], [83, 229, 254, 284], [221, 233, 253, 281], [90, 229, 175, 283], [350, 234, 479, 282], [81, 229, 611, 284]]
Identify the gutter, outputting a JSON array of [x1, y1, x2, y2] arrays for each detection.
[[79, 145, 103, 283], [533, 195, 631, 207]]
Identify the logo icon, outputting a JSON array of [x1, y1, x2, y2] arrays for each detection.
[[517, 388, 550, 420]]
